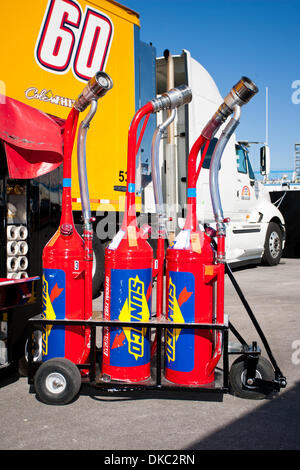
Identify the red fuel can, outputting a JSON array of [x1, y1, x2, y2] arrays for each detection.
[[101, 101, 154, 383], [165, 228, 220, 385], [41, 108, 90, 369], [42, 225, 90, 365], [102, 229, 153, 382]]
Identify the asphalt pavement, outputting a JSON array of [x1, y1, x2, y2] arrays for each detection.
[[1, 257, 300, 452]]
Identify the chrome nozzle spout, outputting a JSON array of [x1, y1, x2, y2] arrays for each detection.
[[76, 72, 113, 227], [223, 76, 258, 113], [202, 76, 258, 139], [77, 100, 98, 228], [151, 84, 192, 112], [151, 109, 177, 225], [74, 71, 113, 112]]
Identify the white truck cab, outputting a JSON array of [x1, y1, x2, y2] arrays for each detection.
[[151, 50, 285, 266]]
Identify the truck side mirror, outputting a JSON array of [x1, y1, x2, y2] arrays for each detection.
[[260, 145, 270, 176]]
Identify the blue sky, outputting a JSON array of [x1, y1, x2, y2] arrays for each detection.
[[118, 0, 300, 174]]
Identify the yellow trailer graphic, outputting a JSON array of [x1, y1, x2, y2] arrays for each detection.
[[0, 0, 141, 213]]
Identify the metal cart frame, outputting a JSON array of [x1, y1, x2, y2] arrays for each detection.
[[26, 264, 286, 401]]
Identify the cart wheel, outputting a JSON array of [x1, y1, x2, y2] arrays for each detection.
[[34, 358, 82, 405], [229, 355, 275, 400]]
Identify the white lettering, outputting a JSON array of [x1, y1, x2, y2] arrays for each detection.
[[36, 0, 81, 72], [292, 339, 300, 365], [291, 80, 300, 104], [25, 86, 75, 108], [74, 8, 113, 81], [104, 454, 138, 467], [35, 0, 113, 82]]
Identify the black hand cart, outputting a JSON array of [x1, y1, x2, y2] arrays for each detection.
[[26, 264, 286, 405]]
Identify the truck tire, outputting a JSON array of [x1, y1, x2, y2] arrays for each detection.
[[75, 225, 104, 298], [34, 358, 82, 405], [262, 222, 283, 266]]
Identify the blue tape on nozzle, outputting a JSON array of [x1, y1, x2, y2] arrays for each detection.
[[63, 178, 72, 188], [128, 183, 135, 193], [187, 188, 196, 198]]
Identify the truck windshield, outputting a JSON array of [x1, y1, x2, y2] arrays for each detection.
[[246, 154, 255, 180], [236, 145, 256, 180], [236, 145, 247, 173]]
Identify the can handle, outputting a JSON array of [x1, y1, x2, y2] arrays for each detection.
[[205, 263, 225, 377]]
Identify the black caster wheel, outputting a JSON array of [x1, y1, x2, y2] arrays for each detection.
[[34, 357, 82, 405], [229, 355, 275, 400]]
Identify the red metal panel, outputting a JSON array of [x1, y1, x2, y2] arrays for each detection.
[[0, 95, 63, 178]]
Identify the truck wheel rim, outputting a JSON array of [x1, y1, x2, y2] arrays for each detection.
[[25, 330, 43, 362], [269, 231, 280, 258], [45, 372, 67, 394]]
